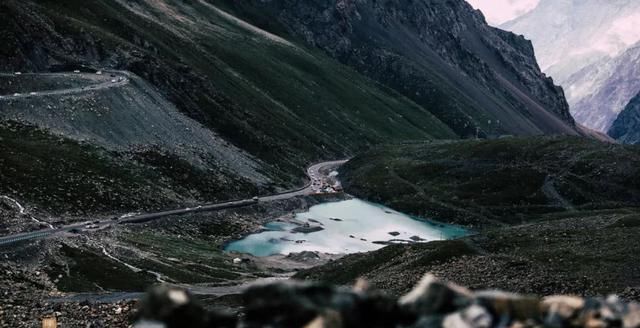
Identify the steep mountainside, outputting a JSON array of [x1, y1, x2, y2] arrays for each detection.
[[502, 0, 640, 131], [0, 0, 455, 168], [566, 43, 640, 132], [213, 0, 578, 137], [0, 72, 268, 183], [609, 92, 640, 144]]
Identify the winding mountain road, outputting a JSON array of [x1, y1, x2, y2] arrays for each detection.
[[0, 70, 347, 246], [0, 71, 130, 100], [0, 160, 348, 247]]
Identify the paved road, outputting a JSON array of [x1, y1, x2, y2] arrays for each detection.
[[260, 160, 347, 201], [0, 160, 348, 247], [0, 71, 129, 100], [0, 70, 347, 246]]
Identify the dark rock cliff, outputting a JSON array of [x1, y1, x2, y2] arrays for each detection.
[[609, 92, 640, 144]]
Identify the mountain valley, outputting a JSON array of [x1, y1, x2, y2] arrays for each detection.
[[0, 1, 639, 327]]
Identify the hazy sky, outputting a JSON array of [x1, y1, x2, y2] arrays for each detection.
[[466, 0, 541, 25]]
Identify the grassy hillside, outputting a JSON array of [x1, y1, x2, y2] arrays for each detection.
[[341, 137, 640, 227], [210, 0, 578, 137], [1, 0, 456, 180], [298, 137, 640, 300]]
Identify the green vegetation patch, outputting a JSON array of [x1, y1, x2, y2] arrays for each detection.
[[117, 230, 249, 284], [341, 137, 640, 227], [18, 0, 456, 177], [47, 244, 157, 292]]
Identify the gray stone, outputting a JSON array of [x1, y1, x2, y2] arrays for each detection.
[[399, 274, 473, 315]]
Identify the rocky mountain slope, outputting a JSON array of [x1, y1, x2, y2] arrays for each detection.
[[564, 43, 640, 132], [215, 0, 578, 137], [0, 72, 268, 183], [0, 121, 259, 218], [609, 92, 640, 144], [0, 0, 455, 185], [502, 0, 640, 132], [0, 0, 461, 214], [0, 0, 589, 218]]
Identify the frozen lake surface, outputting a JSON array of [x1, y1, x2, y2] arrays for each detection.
[[225, 199, 467, 256]]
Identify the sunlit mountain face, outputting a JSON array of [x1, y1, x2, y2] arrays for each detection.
[[498, 0, 640, 132], [502, 0, 640, 77]]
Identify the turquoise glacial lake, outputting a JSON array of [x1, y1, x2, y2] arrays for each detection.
[[225, 199, 467, 257]]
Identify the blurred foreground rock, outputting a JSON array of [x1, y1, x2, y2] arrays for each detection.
[[134, 274, 640, 328]]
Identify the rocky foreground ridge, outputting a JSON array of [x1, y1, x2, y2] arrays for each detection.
[[3, 257, 640, 327], [133, 275, 640, 328]]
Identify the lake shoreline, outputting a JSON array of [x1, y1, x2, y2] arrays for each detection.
[[224, 198, 468, 257]]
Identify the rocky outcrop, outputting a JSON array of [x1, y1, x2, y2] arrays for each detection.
[[134, 275, 640, 328], [0, 262, 136, 328], [220, 0, 578, 137], [609, 92, 640, 144]]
